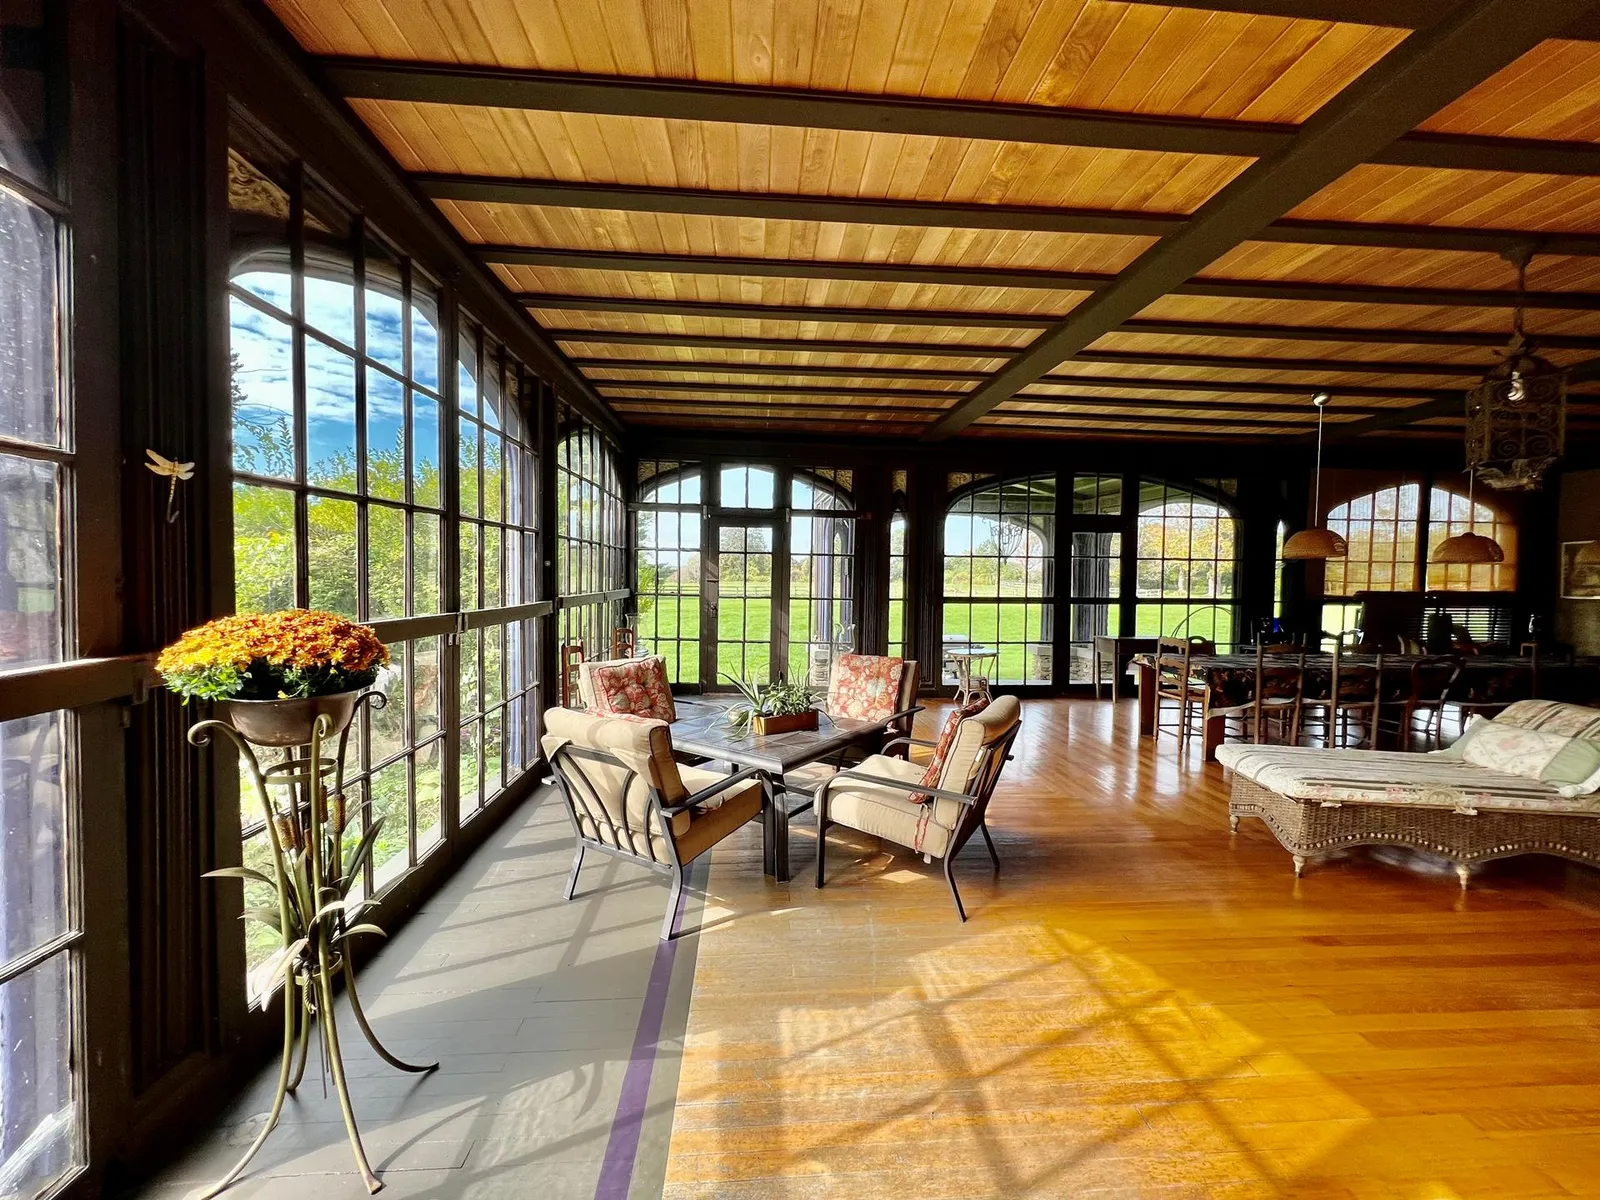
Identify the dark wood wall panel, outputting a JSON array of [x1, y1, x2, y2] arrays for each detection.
[[116, 13, 220, 1098]]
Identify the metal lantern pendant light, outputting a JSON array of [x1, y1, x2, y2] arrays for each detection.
[[1433, 467, 1506, 565], [1283, 392, 1348, 561], [1466, 246, 1566, 491]]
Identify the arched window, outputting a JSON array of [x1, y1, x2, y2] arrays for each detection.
[[556, 410, 627, 662], [1323, 484, 1516, 595], [789, 471, 856, 683], [942, 475, 1055, 685], [1426, 488, 1517, 591], [888, 511, 907, 661], [1324, 484, 1422, 596], [1134, 480, 1238, 647], [634, 463, 703, 683]]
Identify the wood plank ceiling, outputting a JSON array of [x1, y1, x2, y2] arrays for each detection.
[[263, 0, 1600, 442]]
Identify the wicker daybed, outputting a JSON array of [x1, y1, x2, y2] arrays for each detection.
[[1217, 701, 1600, 888]]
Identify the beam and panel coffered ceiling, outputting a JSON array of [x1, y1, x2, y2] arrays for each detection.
[[263, 0, 1600, 442]]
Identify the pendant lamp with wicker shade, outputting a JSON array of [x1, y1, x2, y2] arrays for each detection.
[[1283, 393, 1348, 561], [1433, 468, 1506, 566]]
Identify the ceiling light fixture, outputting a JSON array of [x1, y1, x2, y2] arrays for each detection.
[[1433, 466, 1506, 565], [1282, 392, 1348, 561]]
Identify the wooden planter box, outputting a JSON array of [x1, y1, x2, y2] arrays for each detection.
[[753, 710, 819, 736]]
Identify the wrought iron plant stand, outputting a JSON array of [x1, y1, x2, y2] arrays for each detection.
[[188, 690, 437, 1196]]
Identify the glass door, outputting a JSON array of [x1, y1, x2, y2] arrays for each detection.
[[708, 522, 774, 687]]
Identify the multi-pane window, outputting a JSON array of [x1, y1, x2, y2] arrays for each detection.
[[1134, 479, 1238, 648], [1426, 489, 1517, 592], [942, 476, 1056, 685], [227, 136, 545, 993], [456, 322, 540, 820], [888, 512, 907, 661], [1324, 484, 1422, 596], [789, 471, 856, 685], [0, 81, 83, 1189], [228, 142, 457, 982], [634, 461, 702, 683], [1067, 473, 1123, 684], [556, 405, 626, 662], [1324, 484, 1516, 597]]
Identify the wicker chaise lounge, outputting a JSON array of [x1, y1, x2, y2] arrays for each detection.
[[1217, 701, 1600, 888]]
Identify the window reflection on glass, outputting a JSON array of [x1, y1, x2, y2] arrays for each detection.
[[1427, 490, 1516, 591], [0, 946, 77, 1194], [366, 368, 405, 502], [304, 268, 355, 350], [305, 340, 357, 490], [1134, 479, 1238, 649], [364, 246, 405, 374], [788, 472, 855, 683], [232, 482, 296, 612], [0, 712, 69, 962], [307, 495, 358, 617], [0, 189, 59, 447], [1324, 484, 1421, 597], [942, 475, 1055, 685], [635, 466, 703, 684], [888, 513, 906, 661], [1068, 530, 1121, 684], [229, 297, 294, 479], [721, 465, 774, 509], [0, 454, 60, 670]]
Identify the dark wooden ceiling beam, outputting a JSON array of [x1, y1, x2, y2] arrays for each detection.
[[546, 323, 1600, 353], [923, 0, 1600, 440], [325, 57, 1600, 176], [494, 245, 1600, 309], [424, 175, 1600, 256]]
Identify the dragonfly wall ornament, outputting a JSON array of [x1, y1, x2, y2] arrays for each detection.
[[145, 449, 195, 523]]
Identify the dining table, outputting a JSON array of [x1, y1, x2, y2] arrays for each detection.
[[669, 698, 917, 882], [1130, 650, 1600, 762]]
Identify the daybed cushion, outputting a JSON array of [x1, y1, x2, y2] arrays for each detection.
[[1215, 743, 1600, 814]]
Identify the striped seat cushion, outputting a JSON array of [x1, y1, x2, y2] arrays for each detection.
[[1215, 744, 1600, 815]]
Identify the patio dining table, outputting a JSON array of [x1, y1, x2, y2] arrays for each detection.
[[669, 699, 912, 882], [1131, 650, 1600, 762]]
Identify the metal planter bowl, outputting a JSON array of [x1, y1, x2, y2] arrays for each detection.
[[218, 689, 362, 747]]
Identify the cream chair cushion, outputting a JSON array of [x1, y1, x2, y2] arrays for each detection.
[[824, 753, 953, 858], [542, 707, 762, 860], [932, 694, 1021, 826]]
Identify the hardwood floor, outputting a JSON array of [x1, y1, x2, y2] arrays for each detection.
[[663, 698, 1600, 1199]]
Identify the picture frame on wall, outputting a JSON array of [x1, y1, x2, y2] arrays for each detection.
[[1559, 541, 1600, 599]]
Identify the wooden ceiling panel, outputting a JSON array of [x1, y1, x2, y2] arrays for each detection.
[[524, 308, 1046, 345], [1207, 243, 1600, 292], [1419, 38, 1600, 140], [1135, 293, 1600, 337], [262, 0, 1600, 443], [436, 200, 1158, 275], [275, 0, 1403, 120], [1289, 165, 1600, 232], [1082, 331, 1594, 367], [559, 344, 1009, 372], [353, 99, 1253, 214], [493, 263, 1089, 316]]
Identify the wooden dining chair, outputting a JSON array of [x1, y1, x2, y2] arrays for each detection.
[[1198, 645, 1304, 748], [1153, 636, 1206, 748], [1299, 641, 1381, 749], [1376, 655, 1462, 751]]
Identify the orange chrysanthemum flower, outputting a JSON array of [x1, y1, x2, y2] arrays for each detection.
[[158, 609, 388, 702]]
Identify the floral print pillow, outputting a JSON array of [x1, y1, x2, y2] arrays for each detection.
[[829, 654, 906, 722], [589, 657, 676, 723], [1461, 722, 1571, 782]]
